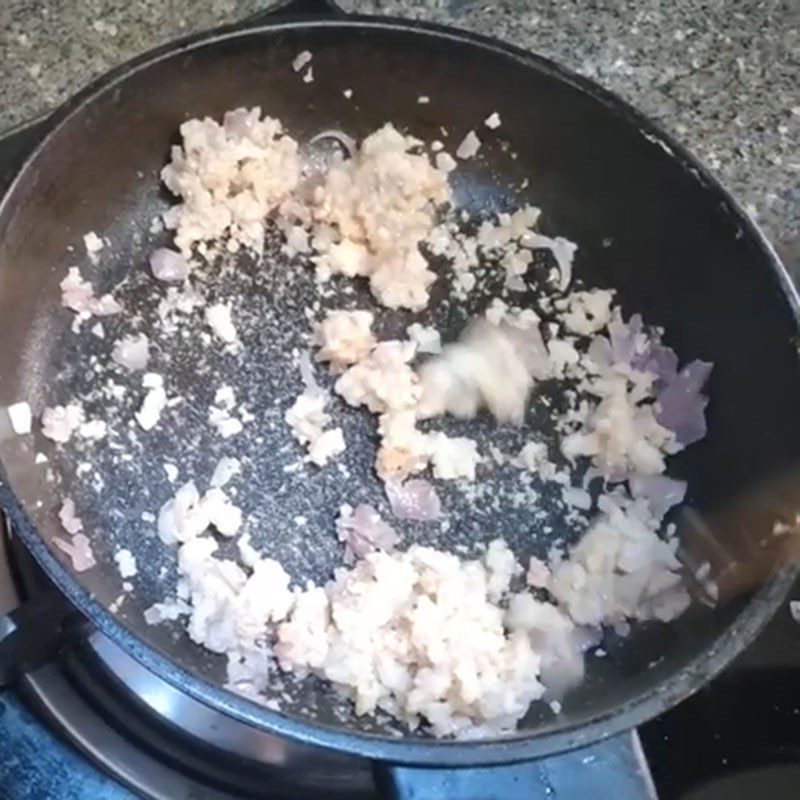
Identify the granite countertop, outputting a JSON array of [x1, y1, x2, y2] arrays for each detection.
[[0, 0, 797, 253]]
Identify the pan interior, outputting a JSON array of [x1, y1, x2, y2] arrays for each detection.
[[0, 22, 799, 744]]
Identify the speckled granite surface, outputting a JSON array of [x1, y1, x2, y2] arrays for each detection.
[[0, 0, 798, 251]]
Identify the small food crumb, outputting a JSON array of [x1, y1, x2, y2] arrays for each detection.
[[406, 323, 441, 354], [210, 456, 241, 488], [60, 268, 122, 320], [385, 477, 441, 520], [302, 67, 314, 84], [136, 374, 167, 431], [484, 112, 501, 129], [78, 419, 107, 441], [157, 481, 242, 544], [54, 534, 96, 572], [143, 599, 190, 625], [208, 386, 244, 439], [343, 88, 353, 99], [58, 498, 83, 535], [42, 404, 84, 443], [83, 231, 104, 258], [114, 548, 138, 578], [456, 130, 481, 159], [435, 152, 457, 173], [149, 248, 189, 282], [426, 432, 480, 480], [205, 303, 238, 344], [292, 50, 312, 72], [417, 95, 430, 104], [7, 401, 32, 435], [315, 310, 376, 371], [286, 379, 346, 467], [112, 333, 150, 371]]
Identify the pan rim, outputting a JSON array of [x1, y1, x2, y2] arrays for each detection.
[[0, 13, 798, 765]]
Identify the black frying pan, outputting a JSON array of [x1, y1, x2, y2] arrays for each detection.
[[1, 1, 799, 797]]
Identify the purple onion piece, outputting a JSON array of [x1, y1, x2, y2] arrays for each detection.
[[590, 312, 714, 449], [149, 248, 189, 283], [656, 360, 713, 446], [632, 342, 679, 387], [385, 478, 442, 521], [336, 503, 399, 561], [679, 360, 714, 394], [629, 474, 688, 520]]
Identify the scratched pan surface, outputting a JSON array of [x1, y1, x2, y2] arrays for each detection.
[[1, 19, 800, 760]]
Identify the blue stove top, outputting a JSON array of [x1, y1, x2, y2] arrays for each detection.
[[1, 692, 133, 800]]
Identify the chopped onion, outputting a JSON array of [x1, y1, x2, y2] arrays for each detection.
[[385, 478, 442, 521], [629, 474, 687, 520], [587, 335, 614, 369], [149, 248, 189, 283], [526, 556, 550, 588], [608, 313, 645, 364], [678, 360, 714, 394], [656, 360, 713, 446], [112, 333, 150, 371], [501, 320, 551, 380], [297, 351, 327, 401], [336, 503, 398, 562], [634, 342, 679, 387], [223, 108, 256, 138], [587, 314, 712, 449], [54, 534, 96, 572]]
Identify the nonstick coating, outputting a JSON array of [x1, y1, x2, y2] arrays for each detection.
[[1, 18, 799, 761]]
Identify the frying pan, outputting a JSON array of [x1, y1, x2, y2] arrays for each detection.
[[1, 1, 800, 797]]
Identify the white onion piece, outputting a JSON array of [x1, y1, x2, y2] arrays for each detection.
[[149, 248, 189, 282], [223, 108, 255, 138], [297, 351, 327, 400], [508, 595, 589, 698], [210, 457, 241, 489], [112, 333, 150, 371], [336, 503, 398, 562], [385, 478, 442, 521]]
